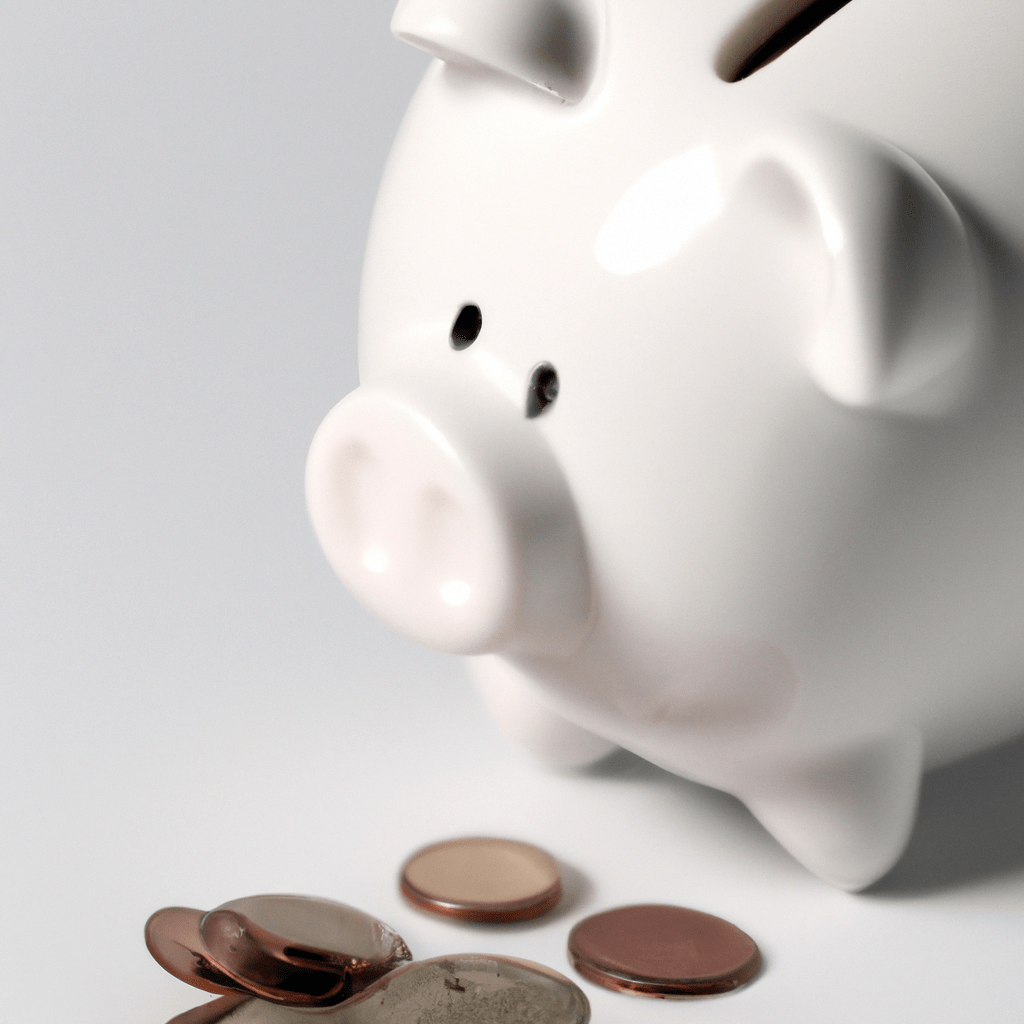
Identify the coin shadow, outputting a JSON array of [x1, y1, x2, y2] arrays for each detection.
[[584, 726, 1024, 897], [554, 860, 596, 919], [578, 746, 668, 781]]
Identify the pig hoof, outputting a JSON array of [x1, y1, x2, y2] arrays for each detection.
[[470, 655, 619, 770], [740, 727, 923, 890]]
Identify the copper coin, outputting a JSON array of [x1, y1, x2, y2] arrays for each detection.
[[191, 955, 590, 1024], [400, 837, 562, 923], [145, 907, 247, 996], [200, 895, 412, 1006], [567, 904, 761, 997], [146, 904, 344, 1006]]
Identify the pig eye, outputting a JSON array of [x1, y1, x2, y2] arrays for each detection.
[[450, 304, 482, 350], [527, 363, 559, 418]]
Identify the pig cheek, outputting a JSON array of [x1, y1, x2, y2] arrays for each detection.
[[617, 638, 799, 728]]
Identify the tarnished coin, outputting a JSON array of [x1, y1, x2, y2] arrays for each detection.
[[567, 904, 761, 997], [167, 993, 254, 1024], [188, 954, 590, 1024], [145, 907, 247, 996], [400, 837, 562, 923], [200, 895, 412, 1007]]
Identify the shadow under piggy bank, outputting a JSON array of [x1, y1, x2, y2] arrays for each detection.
[[867, 733, 1024, 895], [584, 736, 1024, 896]]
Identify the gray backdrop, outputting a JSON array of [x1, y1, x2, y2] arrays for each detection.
[[2, 5, 1023, 1024]]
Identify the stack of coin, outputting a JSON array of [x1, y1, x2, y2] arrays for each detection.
[[148, 835, 763, 1021], [146, 895, 412, 1021], [146, 888, 590, 1024]]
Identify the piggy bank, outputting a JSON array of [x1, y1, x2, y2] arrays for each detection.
[[305, 0, 1024, 889]]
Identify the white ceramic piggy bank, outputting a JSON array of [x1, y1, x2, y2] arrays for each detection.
[[306, 0, 1024, 889]]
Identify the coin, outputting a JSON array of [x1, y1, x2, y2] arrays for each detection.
[[199, 895, 412, 1007], [147, 897, 411, 1009], [145, 907, 247, 997], [186, 955, 590, 1024], [166, 993, 254, 1024], [567, 904, 761, 997], [400, 837, 562, 923]]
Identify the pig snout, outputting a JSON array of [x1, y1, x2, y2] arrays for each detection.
[[306, 365, 591, 656]]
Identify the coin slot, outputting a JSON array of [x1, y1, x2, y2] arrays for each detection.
[[716, 0, 854, 82]]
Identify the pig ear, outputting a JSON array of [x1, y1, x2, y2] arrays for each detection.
[[732, 125, 979, 410], [391, 0, 600, 104]]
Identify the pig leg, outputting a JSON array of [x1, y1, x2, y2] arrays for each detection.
[[468, 654, 619, 770], [737, 727, 924, 890]]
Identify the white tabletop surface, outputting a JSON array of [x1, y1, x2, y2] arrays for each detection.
[[2, 4, 1023, 1023]]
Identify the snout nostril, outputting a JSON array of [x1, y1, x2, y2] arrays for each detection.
[[308, 379, 590, 655], [451, 304, 483, 350], [527, 363, 559, 418]]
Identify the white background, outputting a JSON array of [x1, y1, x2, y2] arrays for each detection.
[[1, 3, 1023, 1022]]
